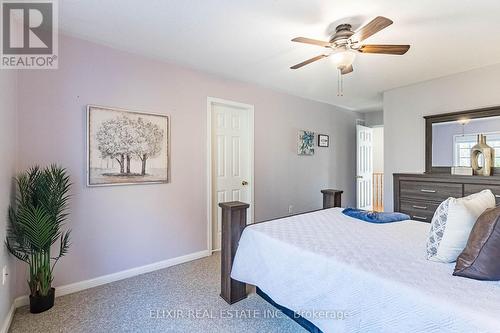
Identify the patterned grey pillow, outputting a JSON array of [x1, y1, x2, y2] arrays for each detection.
[[426, 198, 451, 258]]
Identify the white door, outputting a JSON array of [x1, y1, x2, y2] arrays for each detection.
[[211, 102, 252, 251], [356, 125, 373, 210]]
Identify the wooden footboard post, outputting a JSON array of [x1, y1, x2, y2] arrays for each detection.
[[219, 201, 249, 304], [321, 189, 343, 208]]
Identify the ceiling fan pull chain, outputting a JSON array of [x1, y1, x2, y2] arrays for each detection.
[[337, 69, 340, 96], [337, 68, 344, 97], [337, 69, 339, 96], [341, 69, 344, 96]]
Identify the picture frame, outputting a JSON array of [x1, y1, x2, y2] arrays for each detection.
[[297, 130, 315, 155], [86, 105, 170, 186], [318, 134, 329, 147]]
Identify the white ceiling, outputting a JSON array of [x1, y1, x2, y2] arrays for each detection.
[[59, 0, 500, 112]]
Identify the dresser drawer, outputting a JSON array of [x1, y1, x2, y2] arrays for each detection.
[[400, 200, 440, 215], [464, 184, 500, 204], [400, 181, 462, 202], [399, 200, 438, 223], [406, 212, 434, 223]]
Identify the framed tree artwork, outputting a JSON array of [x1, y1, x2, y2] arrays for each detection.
[[87, 105, 170, 186]]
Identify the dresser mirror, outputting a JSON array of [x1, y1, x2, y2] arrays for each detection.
[[425, 107, 500, 175]]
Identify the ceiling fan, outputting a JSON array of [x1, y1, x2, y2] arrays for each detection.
[[290, 16, 410, 75]]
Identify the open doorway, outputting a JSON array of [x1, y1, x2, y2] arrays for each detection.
[[356, 121, 384, 212], [372, 126, 384, 212]]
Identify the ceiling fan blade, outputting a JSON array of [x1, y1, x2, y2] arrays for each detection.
[[358, 44, 410, 55], [291, 37, 331, 48], [351, 16, 393, 42], [290, 55, 327, 69], [341, 65, 353, 75]]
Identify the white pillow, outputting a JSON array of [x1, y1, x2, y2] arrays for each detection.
[[426, 189, 495, 263]]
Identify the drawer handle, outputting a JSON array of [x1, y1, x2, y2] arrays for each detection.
[[495, 195, 500, 198], [413, 216, 428, 221], [420, 189, 436, 193], [412, 205, 428, 210]]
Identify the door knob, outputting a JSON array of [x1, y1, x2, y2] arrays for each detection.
[[242, 181, 248, 186]]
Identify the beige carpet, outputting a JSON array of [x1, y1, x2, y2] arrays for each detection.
[[9, 253, 305, 333]]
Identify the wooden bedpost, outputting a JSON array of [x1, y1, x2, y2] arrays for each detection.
[[219, 201, 249, 304], [321, 189, 343, 208]]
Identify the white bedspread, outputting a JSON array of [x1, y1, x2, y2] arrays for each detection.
[[231, 208, 500, 333]]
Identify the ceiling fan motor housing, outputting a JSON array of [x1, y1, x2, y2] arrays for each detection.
[[330, 24, 354, 46]]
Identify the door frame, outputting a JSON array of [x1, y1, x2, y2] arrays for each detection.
[[356, 124, 374, 211], [206, 97, 255, 253]]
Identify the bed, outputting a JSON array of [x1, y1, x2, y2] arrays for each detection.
[[225, 205, 500, 333]]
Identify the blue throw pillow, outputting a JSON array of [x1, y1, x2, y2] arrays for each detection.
[[342, 208, 410, 223]]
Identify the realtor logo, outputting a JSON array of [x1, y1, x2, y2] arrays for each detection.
[[1, 0, 58, 69]]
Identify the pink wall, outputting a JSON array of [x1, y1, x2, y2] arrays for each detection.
[[0, 70, 18, 324], [16, 35, 359, 294]]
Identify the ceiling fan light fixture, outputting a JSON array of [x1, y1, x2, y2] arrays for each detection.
[[330, 49, 356, 69], [457, 118, 470, 125]]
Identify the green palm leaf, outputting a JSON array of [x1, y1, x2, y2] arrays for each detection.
[[5, 165, 72, 296]]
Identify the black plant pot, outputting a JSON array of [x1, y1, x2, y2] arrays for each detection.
[[29, 288, 55, 314]]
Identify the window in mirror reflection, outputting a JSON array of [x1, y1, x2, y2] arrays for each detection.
[[453, 133, 500, 167], [432, 115, 500, 167]]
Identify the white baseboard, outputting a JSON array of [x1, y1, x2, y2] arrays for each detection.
[[0, 303, 15, 333], [13, 249, 211, 308]]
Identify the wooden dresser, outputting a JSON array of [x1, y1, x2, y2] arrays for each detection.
[[394, 173, 500, 223]]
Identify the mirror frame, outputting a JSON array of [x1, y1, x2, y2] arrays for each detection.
[[424, 106, 500, 174]]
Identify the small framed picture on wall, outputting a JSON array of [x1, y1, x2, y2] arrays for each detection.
[[318, 134, 329, 147]]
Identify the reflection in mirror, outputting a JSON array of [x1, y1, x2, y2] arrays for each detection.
[[432, 115, 500, 168], [476, 152, 485, 168]]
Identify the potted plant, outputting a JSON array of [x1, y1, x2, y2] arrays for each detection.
[[5, 165, 71, 313]]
